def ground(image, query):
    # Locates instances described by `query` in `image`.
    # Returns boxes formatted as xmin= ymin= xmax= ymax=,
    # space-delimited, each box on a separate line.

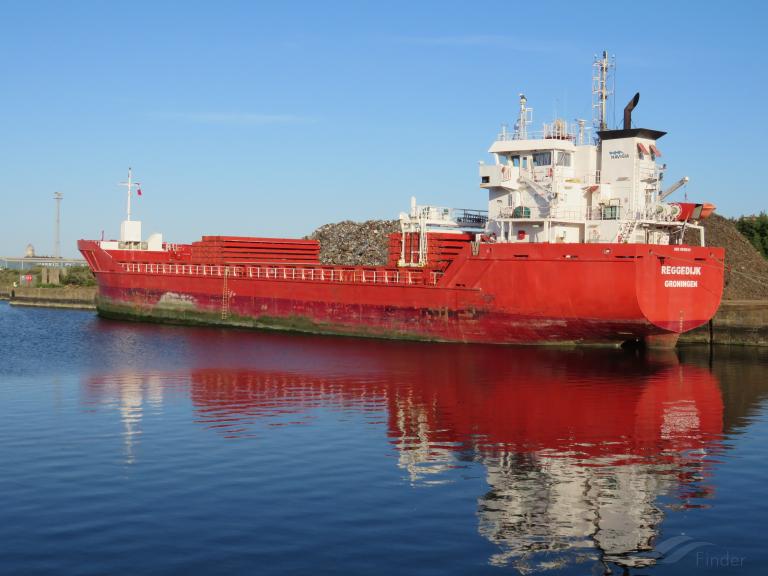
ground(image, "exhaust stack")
xmin=623 ymin=92 xmax=640 ymax=130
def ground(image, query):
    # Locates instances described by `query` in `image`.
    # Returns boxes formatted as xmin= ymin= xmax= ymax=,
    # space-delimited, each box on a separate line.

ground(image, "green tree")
xmin=735 ymin=212 xmax=768 ymax=259
xmin=62 ymin=266 xmax=96 ymax=286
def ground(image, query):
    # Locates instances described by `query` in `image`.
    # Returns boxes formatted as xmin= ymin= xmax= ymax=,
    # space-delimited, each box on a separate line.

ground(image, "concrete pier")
xmin=7 ymin=286 xmax=96 ymax=310
xmin=679 ymin=300 xmax=768 ymax=346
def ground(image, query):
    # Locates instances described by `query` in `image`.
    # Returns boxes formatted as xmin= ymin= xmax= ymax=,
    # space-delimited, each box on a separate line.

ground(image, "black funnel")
xmin=623 ymin=92 xmax=640 ymax=130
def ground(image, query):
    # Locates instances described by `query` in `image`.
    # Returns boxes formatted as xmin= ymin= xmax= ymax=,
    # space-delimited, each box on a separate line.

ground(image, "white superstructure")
xmin=399 ymin=52 xmax=712 ymax=265
xmin=479 ymin=89 xmax=698 ymax=246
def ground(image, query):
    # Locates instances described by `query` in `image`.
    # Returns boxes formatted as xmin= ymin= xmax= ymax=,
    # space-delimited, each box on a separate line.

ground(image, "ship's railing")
xmin=497 ymin=204 xmax=668 ymax=222
xmin=495 ymin=121 xmax=584 ymax=143
xmin=495 ymin=203 xmax=691 ymax=226
xmin=414 ymin=205 xmax=488 ymax=228
xmin=454 ymin=208 xmax=488 ymax=228
xmin=498 ymin=206 xmax=588 ymax=221
xmin=118 ymin=262 xmax=444 ymax=286
xmin=414 ymin=205 xmax=452 ymax=221
xmin=496 ymin=130 xmax=575 ymax=142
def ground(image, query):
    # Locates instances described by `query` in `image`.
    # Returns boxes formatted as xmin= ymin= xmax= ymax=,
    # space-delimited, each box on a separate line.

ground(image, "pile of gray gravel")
xmin=688 ymin=214 xmax=768 ymax=300
xmin=309 ymin=215 xmax=768 ymax=300
xmin=306 ymin=220 xmax=400 ymax=266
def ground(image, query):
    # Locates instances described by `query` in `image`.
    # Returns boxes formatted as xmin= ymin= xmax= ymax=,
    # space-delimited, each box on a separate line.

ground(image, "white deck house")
xmin=399 ymin=54 xmax=706 ymax=265
xmin=478 ymin=92 xmax=686 ymax=245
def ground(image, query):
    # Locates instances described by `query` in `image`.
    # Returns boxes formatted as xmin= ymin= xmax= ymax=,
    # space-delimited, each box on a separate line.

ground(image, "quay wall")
xmin=6 ymin=286 xmax=96 ymax=310
xmin=679 ymin=300 xmax=768 ymax=346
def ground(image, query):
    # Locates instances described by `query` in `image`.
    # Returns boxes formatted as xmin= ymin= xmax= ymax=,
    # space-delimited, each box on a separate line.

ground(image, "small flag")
xmin=137 ymin=187 xmax=142 ymax=196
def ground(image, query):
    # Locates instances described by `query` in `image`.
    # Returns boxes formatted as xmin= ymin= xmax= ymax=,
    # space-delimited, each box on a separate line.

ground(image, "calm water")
xmin=1 ymin=302 xmax=767 ymax=575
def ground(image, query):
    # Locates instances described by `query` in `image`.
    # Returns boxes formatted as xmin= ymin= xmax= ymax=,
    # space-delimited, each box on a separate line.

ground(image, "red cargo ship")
xmin=78 ymin=53 xmax=724 ymax=348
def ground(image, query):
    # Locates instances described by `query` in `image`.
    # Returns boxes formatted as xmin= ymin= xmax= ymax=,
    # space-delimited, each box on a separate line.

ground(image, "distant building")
xmin=24 ymin=244 xmax=35 ymax=258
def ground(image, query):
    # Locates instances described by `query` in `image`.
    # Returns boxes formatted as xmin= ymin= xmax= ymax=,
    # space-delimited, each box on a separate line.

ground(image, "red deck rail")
xmin=117 ymin=262 xmax=444 ymax=286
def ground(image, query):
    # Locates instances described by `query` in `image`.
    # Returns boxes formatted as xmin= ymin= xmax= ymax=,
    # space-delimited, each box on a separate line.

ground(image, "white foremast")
xmin=100 ymin=168 xmax=164 ymax=252
xmin=119 ymin=167 xmax=143 ymax=244
xmin=121 ymin=167 xmax=140 ymax=223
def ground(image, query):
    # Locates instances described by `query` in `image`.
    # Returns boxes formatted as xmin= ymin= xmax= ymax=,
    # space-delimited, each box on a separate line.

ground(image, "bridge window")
xmin=556 ymin=151 xmax=571 ymax=167
xmin=511 ymin=155 xmax=520 ymax=167
xmin=533 ymin=151 xmax=551 ymax=166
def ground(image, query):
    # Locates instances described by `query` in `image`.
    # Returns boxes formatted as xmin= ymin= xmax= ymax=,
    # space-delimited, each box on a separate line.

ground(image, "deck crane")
xmin=659 ymin=176 xmax=689 ymax=201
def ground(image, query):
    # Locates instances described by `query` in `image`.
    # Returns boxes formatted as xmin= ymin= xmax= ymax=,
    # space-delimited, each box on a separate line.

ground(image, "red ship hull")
xmin=78 ymin=236 xmax=724 ymax=348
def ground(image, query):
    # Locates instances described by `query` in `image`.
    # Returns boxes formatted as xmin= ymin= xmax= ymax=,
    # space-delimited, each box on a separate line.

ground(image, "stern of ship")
xmin=634 ymin=244 xmax=725 ymax=348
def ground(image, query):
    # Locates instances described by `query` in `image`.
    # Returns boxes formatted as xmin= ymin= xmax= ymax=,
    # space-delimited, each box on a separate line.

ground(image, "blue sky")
xmin=1 ymin=0 xmax=766 ymax=257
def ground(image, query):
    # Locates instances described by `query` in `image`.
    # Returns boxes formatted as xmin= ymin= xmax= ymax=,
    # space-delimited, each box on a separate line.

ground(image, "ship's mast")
xmin=514 ymin=94 xmax=532 ymax=139
xmin=592 ymin=51 xmax=614 ymax=132
xmin=120 ymin=167 xmax=141 ymax=221
xmin=576 ymin=119 xmax=587 ymax=145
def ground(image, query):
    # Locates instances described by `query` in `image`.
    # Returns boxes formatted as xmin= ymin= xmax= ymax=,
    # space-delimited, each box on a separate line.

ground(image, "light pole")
xmin=54 ymin=192 xmax=63 ymax=259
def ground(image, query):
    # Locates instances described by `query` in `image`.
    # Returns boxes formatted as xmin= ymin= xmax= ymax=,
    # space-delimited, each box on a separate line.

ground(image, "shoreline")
xmin=9 ymin=300 xmax=96 ymax=310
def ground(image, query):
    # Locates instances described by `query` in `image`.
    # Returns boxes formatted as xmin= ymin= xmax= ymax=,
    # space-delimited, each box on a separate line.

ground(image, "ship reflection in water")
xmin=84 ymin=333 xmax=725 ymax=573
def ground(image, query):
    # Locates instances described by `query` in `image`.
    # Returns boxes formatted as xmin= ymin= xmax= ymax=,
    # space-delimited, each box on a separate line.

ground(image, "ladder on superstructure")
xmin=518 ymin=173 xmax=553 ymax=202
xmin=399 ymin=210 xmax=429 ymax=267
xmin=616 ymin=219 xmax=639 ymax=243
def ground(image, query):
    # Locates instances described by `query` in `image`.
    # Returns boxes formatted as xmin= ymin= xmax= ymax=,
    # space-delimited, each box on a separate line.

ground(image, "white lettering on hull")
xmin=661 ymin=265 xmax=702 ymax=276
xmin=664 ymin=280 xmax=698 ymax=288
xmin=660 ymin=264 xmax=702 ymax=288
